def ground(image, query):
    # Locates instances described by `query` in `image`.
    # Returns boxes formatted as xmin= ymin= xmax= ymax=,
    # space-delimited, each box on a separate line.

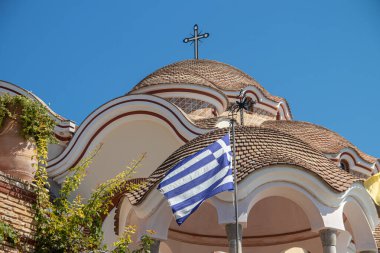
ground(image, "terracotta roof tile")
xmin=131 ymin=59 xmax=284 ymax=103
xmin=262 ymin=120 xmax=377 ymax=164
xmin=192 ymin=117 xmax=222 ymax=129
xmin=128 ymin=127 xmax=360 ymax=205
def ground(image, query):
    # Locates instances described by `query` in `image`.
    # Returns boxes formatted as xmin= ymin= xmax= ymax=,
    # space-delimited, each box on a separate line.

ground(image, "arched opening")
xmin=340 ymin=159 xmax=350 ymax=172
xmin=164 ymin=202 xmax=229 ymax=253
xmin=343 ymin=200 xmax=377 ymax=251
xmin=243 ymin=196 xmax=321 ymax=253
xmin=342 ymin=213 xmax=355 ymax=251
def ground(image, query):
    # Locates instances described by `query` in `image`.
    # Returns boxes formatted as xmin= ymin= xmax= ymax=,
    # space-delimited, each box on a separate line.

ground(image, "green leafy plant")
xmin=0 ymin=93 xmax=57 ymax=249
xmin=34 ymin=149 xmax=154 ymax=253
xmin=112 ymin=226 xmax=156 ymax=253
xmin=0 ymin=93 xmax=57 ymax=149
xmin=0 ymin=219 xmax=19 ymax=247
xmin=0 ymin=94 xmax=154 ymax=252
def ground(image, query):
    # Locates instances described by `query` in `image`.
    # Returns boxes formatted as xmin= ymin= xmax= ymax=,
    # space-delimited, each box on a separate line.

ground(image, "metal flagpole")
xmin=229 ymin=88 xmax=253 ymax=253
xmin=230 ymin=118 xmax=240 ymax=253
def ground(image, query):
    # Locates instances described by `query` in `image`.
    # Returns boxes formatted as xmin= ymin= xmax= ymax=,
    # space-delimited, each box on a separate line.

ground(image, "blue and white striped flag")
xmin=158 ymin=133 xmax=234 ymax=225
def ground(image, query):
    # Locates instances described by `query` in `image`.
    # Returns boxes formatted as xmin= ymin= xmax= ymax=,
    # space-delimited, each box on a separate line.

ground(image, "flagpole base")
xmin=225 ymin=223 xmax=242 ymax=253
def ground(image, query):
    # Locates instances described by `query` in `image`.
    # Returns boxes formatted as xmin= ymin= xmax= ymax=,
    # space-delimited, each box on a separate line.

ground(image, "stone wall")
xmin=0 ymin=172 xmax=35 ymax=252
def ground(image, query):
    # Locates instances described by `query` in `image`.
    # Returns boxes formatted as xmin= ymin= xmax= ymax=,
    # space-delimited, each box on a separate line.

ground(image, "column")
xmin=319 ymin=228 xmax=337 ymax=253
xmin=225 ymin=223 xmax=242 ymax=253
xmin=150 ymin=239 xmax=160 ymax=253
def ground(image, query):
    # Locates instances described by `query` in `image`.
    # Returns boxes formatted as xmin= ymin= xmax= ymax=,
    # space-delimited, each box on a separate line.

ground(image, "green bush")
xmin=0 ymin=94 xmax=154 ymax=252
xmin=0 ymin=220 xmax=19 ymax=247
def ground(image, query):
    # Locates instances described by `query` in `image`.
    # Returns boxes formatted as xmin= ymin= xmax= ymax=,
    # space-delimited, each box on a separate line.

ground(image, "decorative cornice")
xmin=0 ymin=80 xmax=76 ymax=140
xmin=224 ymin=87 xmax=292 ymax=120
xmin=327 ymin=147 xmax=378 ymax=175
xmin=129 ymin=83 xmax=229 ymax=114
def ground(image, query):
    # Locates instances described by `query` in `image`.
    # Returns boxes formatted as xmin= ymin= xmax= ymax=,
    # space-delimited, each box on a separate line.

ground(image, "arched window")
xmin=276 ymin=111 xmax=281 ymax=120
xmin=340 ymin=159 xmax=350 ymax=172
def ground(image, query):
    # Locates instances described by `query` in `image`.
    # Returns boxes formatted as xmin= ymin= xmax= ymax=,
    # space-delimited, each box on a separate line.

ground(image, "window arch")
xmin=340 ymin=159 xmax=350 ymax=172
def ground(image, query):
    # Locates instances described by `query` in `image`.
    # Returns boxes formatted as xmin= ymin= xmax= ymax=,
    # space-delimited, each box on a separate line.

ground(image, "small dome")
xmin=262 ymin=120 xmax=377 ymax=164
xmin=132 ymin=59 xmax=280 ymax=101
xmin=125 ymin=127 xmax=358 ymax=205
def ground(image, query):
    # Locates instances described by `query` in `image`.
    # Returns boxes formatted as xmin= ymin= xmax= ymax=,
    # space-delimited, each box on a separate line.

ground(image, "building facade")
xmin=0 ymin=59 xmax=379 ymax=253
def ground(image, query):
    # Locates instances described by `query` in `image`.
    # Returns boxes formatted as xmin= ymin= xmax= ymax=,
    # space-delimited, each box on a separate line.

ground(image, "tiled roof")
xmin=131 ymin=59 xmax=284 ymax=103
xmin=126 ymin=127 xmax=359 ymax=205
xmin=262 ymin=120 xmax=377 ymax=164
xmin=121 ymin=178 xmax=148 ymax=205
xmin=192 ymin=116 xmax=228 ymax=129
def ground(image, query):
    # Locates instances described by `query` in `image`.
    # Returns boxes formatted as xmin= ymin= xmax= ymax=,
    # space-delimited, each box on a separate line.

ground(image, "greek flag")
xmin=158 ymin=134 xmax=234 ymax=225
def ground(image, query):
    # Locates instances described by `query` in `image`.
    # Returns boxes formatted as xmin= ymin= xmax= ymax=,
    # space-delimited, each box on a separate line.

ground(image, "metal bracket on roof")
xmin=229 ymin=88 xmax=255 ymax=126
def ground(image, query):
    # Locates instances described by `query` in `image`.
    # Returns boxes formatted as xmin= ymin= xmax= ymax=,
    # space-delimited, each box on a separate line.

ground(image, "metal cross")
xmin=183 ymin=24 xmax=209 ymax=59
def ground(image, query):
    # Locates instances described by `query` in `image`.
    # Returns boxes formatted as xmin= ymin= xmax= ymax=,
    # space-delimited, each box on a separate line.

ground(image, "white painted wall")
xmin=102 ymin=207 xmax=118 ymax=249
xmin=75 ymin=119 xmax=184 ymax=200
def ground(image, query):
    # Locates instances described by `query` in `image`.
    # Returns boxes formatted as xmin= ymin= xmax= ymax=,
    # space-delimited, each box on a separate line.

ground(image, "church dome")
xmin=132 ymin=59 xmax=259 ymax=91
xmin=131 ymin=59 xmax=282 ymax=102
xmin=128 ymin=59 xmax=291 ymax=123
xmin=124 ymin=127 xmax=358 ymax=205
xmin=262 ymin=120 xmax=377 ymax=164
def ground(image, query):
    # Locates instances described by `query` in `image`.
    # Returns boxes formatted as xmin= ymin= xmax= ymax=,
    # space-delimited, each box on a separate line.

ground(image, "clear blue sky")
xmin=0 ymin=0 xmax=379 ymax=158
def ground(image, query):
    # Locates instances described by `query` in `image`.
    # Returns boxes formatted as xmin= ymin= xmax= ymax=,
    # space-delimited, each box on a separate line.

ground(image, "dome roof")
xmin=131 ymin=59 xmax=282 ymax=102
xmin=262 ymin=120 xmax=377 ymax=164
xmin=124 ymin=127 xmax=359 ymax=205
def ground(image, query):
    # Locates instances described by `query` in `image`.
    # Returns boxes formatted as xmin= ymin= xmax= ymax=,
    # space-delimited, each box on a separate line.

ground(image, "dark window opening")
xmin=340 ymin=160 xmax=350 ymax=172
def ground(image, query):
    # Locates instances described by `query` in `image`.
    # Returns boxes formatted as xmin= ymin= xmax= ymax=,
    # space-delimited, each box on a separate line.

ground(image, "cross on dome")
xmin=183 ymin=24 xmax=209 ymax=59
